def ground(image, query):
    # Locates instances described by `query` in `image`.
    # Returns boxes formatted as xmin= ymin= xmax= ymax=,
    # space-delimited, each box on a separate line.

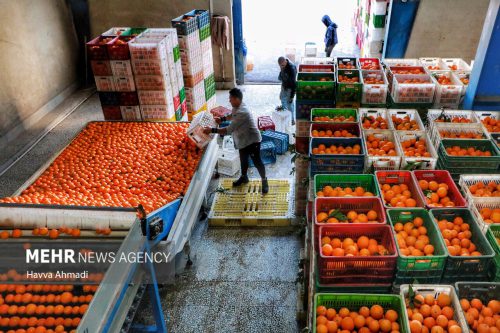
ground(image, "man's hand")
xmin=214 ymin=117 xmax=222 ymax=124
xmin=203 ymin=126 xmax=213 ymax=134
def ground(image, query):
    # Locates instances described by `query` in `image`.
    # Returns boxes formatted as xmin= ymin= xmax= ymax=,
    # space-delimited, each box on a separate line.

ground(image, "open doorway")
xmin=242 ymin=0 xmax=360 ymax=83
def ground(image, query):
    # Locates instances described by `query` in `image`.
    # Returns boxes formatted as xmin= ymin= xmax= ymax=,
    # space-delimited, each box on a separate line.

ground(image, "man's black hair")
xmin=229 ymin=88 xmax=243 ymax=100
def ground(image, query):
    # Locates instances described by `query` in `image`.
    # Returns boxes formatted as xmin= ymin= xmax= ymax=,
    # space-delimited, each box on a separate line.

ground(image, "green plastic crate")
xmin=310 ymin=108 xmax=358 ymax=123
xmin=173 ymin=45 xmax=180 ymax=62
xmin=313 ymin=174 xmax=380 ymax=197
xmin=430 ymin=208 xmax=495 ymax=283
xmin=297 ymin=81 xmax=335 ymax=101
xmin=313 ymin=293 xmax=409 ymax=333
xmin=373 ymin=14 xmax=386 ymax=28
xmin=199 ymin=24 xmax=211 ymax=41
xmin=387 ymin=209 xmax=447 ymax=285
xmin=438 ymin=139 xmax=500 ymax=169
xmin=336 ymin=70 xmax=362 ymax=107
xmin=486 ymin=225 xmax=500 ymax=281
xmin=121 ymin=27 xmax=147 ymax=36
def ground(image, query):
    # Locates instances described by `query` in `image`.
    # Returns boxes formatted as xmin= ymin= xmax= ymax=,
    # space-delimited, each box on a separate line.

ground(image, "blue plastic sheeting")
xmin=383 ymin=0 xmax=421 ymax=58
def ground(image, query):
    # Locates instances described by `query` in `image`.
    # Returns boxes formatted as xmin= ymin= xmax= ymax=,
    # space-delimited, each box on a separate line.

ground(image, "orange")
xmin=410 ymin=320 xmax=422 ymax=333
xmin=380 ymin=319 xmax=392 ymax=332
xmin=367 ymin=210 xmax=378 ymax=221
xmin=437 ymin=293 xmax=451 ymax=307
xmin=341 ymin=317 xmax=355 ymax=331
xmin=354 ymin=315 xmax=366 ymax=329
xmin=357 ymin=236 xmax=370 ymax=249
xmin=371 ymin=305 xmax=384 ymax=319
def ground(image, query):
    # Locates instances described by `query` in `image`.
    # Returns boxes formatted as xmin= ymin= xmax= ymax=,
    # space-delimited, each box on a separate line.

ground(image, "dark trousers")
xmin=239 ymin=142 xmax=266 ymax=179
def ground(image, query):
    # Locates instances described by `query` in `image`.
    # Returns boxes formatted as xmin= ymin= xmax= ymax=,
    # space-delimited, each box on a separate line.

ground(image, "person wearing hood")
xmin=322 ymin=15 xmax=338 ymax=57
xmin=203 ymin=88 xmax=269 ymax=194
xmin=278 ymin=56 xmax=297 ymax=125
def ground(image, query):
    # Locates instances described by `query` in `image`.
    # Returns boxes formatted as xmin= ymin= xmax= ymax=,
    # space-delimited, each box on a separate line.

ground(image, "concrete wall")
xmin=0 ymin=0 xmax=79 ymax=139
xmin=88 ymin=0 xmax=236 ymax=88
xmin=405 ymin=0 xmax=489 ymax=62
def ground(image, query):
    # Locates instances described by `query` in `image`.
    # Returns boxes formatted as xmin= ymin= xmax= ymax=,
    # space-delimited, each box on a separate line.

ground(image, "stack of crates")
xmin=199 ymin=12 xmax=217 ymax=112
xmin=173 ymin=10 xmax=209 ymax=120
xmin=336 ymin=57 xmax=362 ymax=108
xmin=87 ymin=27 xmax=143 ymax=121
xmin=359 ymin=58 xmax=388 ymax=106
xmin=129 ymin=28 xmax=186 ymax=121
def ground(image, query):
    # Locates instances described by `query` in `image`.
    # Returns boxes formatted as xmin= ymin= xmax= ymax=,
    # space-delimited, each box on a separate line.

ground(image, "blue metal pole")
xmin=383 ymin=0 xmax=421 ymax=59
xmin=232 ymin=0 xmax=245 ymax=84
xmin=463 ymin=0 xmax=500 ymax=110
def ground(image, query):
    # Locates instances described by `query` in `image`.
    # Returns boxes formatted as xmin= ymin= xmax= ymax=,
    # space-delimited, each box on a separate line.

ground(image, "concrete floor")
xmin=0 ymin=86 xmax=301 ymax=333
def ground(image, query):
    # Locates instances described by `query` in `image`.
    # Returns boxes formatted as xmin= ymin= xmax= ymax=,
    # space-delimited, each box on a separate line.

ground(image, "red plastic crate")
xmin=298 ymin=64 xmax=335 ymax=73
xmin=90 ymin=60 xmax=112 ymax=76
xmin=107 ymin=36 xmax=135 ymax=60
xmin=413 ymin=170 xmax=468 ymax=208
xmin=258 ymin=116 xmax=275 ymax=131
xmin=310 ymin=122 xmax=361 ymax=138
xmin=87 ymin=36 xmax=114 ymax=60
xmin=102 ymin=106 xmax=122 ymax=120
xmin=317 ymin=224 xmax=397 ymax=284
xmin=314 ymin=197 xmax=387 ymax=233
xmin=118 ymin=92 xmax=139 ymax=106
xmin=295 ymin=137 xmax=310 ymax=154
xmin=359 ymin=58 xmax=381 ymax=70
xmin=375 ymin=170 xmax=425 ymax=209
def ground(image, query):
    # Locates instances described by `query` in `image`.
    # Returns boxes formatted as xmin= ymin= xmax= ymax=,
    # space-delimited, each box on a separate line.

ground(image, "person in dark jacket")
xmin=322 ymin=15 xmax=338 ymax=57
xmin=278 ymin=56 xmax=297 ymax=125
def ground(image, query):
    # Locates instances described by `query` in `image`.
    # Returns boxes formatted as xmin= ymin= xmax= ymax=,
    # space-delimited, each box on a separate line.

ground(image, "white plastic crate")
xmin=304 ymin=42 xmax=317 ymax=57
xmin=138 ymin=89 xmax=173 ymax=105
xmin=382 ymin=58 xmax=419 ymax=67
xmin=140 ymin=104 xmax=176 ymax=122
xmin=132 ymin=59 xmax=168 ymax=75
xmin=217 ymin=152 xmax=240 ymax=176
xmin=201 ymin=38 xmax=212 ymax=54
xmin=206 ymin=95 xmax=217 ymax=112
xmin=460 ymin=174 xmax=500 ymax=205
xmin=300 ymin=57 xmax=334 ymax=65
xmin=370 ymin=0 xmax=388 ymax=15
xmin=419 ymin=57 xmax=444 ymax=71
xmin=469 ymin=199 xmax=500 ymax=233
xmin=452 ymin=71 xmax=470 ymax=96
xmin=363 ymin=129 xmax=403 ymax=171
xmin=113 ymin=76 xmax=136 ymax=92
xmin=185 ymin=81 xmax=206 ymax=111
xmin=202 ymin=51 xmax=214 ymax=77
xmin=427 ymin=109 xmax=479 ymax=126
xmin=387 ymin=109 xmax=424 ymax=131
xmin=284 ymin=44 xmax=297 ymax=63
xmin=391 ymin=74 xmax=436 ymax=104
xmin=187 ymin=111 xmax=217 ymax=148
xmin=141 ymin=28 xmax=177 ymax=40
xmin=222 ymin=135 xmax=237 ymax=156
xmin=475 ymin=111 xmax=500 ymax=134
xmin=94 ymin=76 xmax=115 ymax=91
xmin=272 ymin=109 xmax=292 ymax=133
xmin=120 ymin=106 xmax=142 ymax=121
xmin=129 ymin=36 xmax=168 ymax=61
xmin=135 ymin=74 xmax=171 ymax=90
xmin=430 ymin=71 xmax=463 ymax=108
xmin=395 ymin=130 xmax=438 ymax=170
xmin=441 ymin=58 xmax=471 ymax=71
xmin=361 ymin=70 xmax=388 ymax=104
xmin=110 ymin=60 xmax=133 ymax=76
xmin=358 ymin=108 xmax=392 ymax=130
xmin=430 ymin=122 xmax=487 ymax=150
xmin=368 ymin=26 xmax=385 ymax=41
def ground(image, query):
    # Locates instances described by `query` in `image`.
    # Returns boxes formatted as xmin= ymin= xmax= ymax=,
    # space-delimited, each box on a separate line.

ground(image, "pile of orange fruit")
xmin=0 ymin=284 xmax=96 ymax=333
xmin=360 ymin=62 xmax=379 ymax=70
xmin=380 ymin=183 xmax=418 ymax=208
xmin=400 ymin=138 xmax=432 ymax=158
xmin=468 ymin=181 xmax=500 ymax=197
xmin=316 ymin=304 xmax=400 ymax=333
xmin=338 ymin=63 xmax=357 ymax=69
xmin=481 ymin=117 xmax=500 ymax=133
xmin=418 ymin=180 xmax=456 ymax=208
xmin=321 ymin=235 xmax=391 ymax=257
xmin=394 ymin=216 xmax=435 ymax=256
xmin=338 ymin=75 xmax=360 ymax=83
xmin=391 ymin=115 xmax=421 ymax=131
xmin=363 ymin=77 xmax=385 ymax=84
xmin=316 ymin=186 xmax=375 ymax=197
xmin=406 ymin=292 xmax=462 ymax=333
xmin=392 ymin=68 xmax=425 ymax=74
xmin=0 ymin=123 xmax=202 ymax=213
xmin=438 ymin=130 xmax=484 ymax=139
xmin=459 ymin=297 xmax=500 ymax=333
xmin=311 ymin=129 xmax=357 ymax=138
xmin=479 ymin=207 xmax=500 ymax=225
xmin=401 ymin=79 xmax=429 ymax=84
xmin=436 ymin=216 xmax=482 ymax=256
xmin=445 ymin=146 xmax=492 ymax=157
xmin=312 ymin=115 xmax=357 ymax=122
xmin=316 ymin=209 xmax=380 ymax=224
xmin=311 ymin=143 xmax=362 ymax=155
xmin=435 ymin=116 xmax=472 ymax=124
xmin=365 ymin=134 xmax=398 ymax=156
xmin=434 ymin=75 xmax=453 ymax=85
xmin=361 ymin=115 xmax=390 ymax=130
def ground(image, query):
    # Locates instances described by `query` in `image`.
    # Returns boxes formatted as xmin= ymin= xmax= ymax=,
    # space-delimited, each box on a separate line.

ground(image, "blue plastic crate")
xmin=309 ymin=137 xmax=365 ymax=176
xmin=192 ymin=9 xmax=210 ymax=28
xmin=249 ymin=141 xmax=277 ymax=167
xmin=261 ymin=131 xmax=289 ymax=155
xmin=171 ymin=13 xmax=198 ymax=36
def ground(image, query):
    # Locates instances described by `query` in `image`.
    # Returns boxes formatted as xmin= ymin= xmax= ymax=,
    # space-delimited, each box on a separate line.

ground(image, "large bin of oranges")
xmin=375 ymin=171 xmax=425 ymax=209
xmin=313 ymin=293 xmax=409 ymax=333
xmin=400 ymin=284 xmax=468 ymax=333
xmin=318 ymin=224 xmax=397 ymax=284
xmin=309 ymin=138 xmax=366 ymax=176
xmin=387 ymin=209 xmax=447 ymax=285
xmin=414 ymin=170 xmax=467 ymax=208
xmin=455 ymin=282 xmax=500 ymax=333
xmin=430 ymin=208 xmax=495 ymax=283
xmin=314 ymin=174 xmax=380 ymax=198
xmin=336 ymin=70 xmax=362 ymax=107
xmin=485 ymin=225 xmax=500 ymax=281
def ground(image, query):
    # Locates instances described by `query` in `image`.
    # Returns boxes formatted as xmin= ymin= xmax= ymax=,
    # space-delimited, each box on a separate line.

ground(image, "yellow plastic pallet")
xmin=208 ymin=179 xmax=292 ymax=227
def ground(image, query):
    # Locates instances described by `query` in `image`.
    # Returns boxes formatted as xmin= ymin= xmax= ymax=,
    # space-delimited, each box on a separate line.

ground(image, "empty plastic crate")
xmin=113 ymin=76 xmax=135 ymax=92
xmin=111 ymin=60 xmax=133 ymax=76
xmin=304 ymin=42 xmax=317 ymax=57
xmin=257 ymin=116 xmax=275 ymax=131
xmin=387 ymin=209 xmax=447 ymax=285
xmin=248 ymin=141 xmax=277 ymax=167
xmin=120 ymin=106 xmax=142 ymax=121
xmin=375 ymin=171 xmax=425 ymax=208
xmin=261 ymin=131 xmax=289 ymax=155
xmin=309 ymin=138 xmax=365 ymax=176
xmin=430 ymin=208 xmax=494 ymax=283
xmin=94 ymin=76 xmax=115 ymax=91
xmin=361 ymin=70 xmax=388 ymax=105
xmin=313 ymin=174 xmax=380 ymax=198
xmin=187 ymin=111 xmax=217 ymax=148
xmin=413 ymin=170 xmax=467 ymax=208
